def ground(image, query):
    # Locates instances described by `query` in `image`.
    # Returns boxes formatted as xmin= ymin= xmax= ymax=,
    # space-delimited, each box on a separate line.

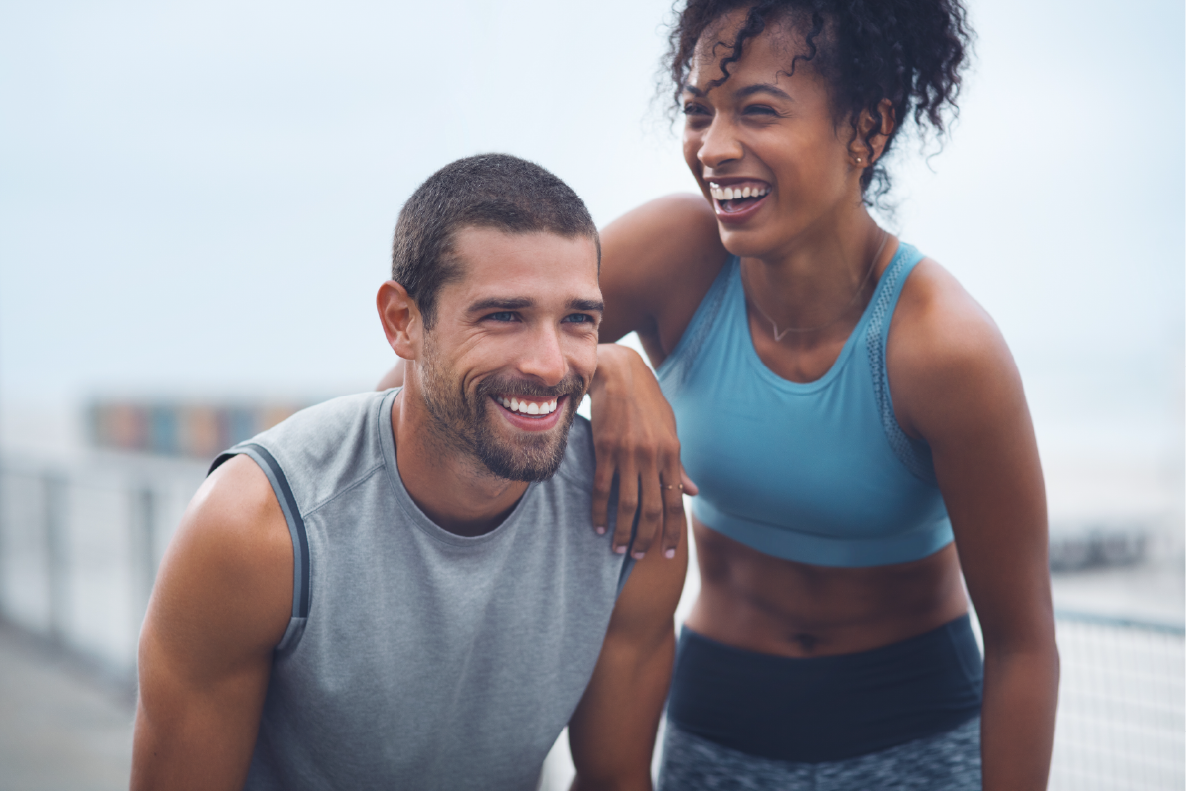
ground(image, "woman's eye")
xmin=743 ymin=104 xmax=778 ymax=116
xmin=683 ymin=102 xmax=709 ymax=117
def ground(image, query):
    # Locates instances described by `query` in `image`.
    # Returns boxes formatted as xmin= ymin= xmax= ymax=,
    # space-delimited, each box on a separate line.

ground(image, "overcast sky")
xmin=1 ymin=0 xmax=1182 ymax=461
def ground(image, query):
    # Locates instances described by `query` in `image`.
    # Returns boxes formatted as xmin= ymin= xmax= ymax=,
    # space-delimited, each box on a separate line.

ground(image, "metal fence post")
xmin=132 ymin=483 xmax=156 ymax=628
xmin=0 ymin=461 xmax=5 ymax=618
xmin=43 ymin=471 xmax=68 ymax=643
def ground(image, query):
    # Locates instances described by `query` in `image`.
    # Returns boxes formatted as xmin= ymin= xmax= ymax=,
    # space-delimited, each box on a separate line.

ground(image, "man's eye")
xmin=486 ymin=312 xmax=517 ymax=322
xmin=562 ymin=313 xmax=594 ymax=324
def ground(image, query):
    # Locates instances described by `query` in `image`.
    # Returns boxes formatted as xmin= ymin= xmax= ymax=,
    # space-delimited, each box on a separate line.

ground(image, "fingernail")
xmin=632 ymin=551 xmax=646 ymax=560
xmin=614 ymin=545 xmax=627 ymax=554
xmin=665 ymin=548 xmax=676 ymax=559
xmin=595 ymin=526 xmax=606 ymax=535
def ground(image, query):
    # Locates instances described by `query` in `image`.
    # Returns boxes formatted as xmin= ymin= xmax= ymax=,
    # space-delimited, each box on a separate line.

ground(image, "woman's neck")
xmin=740 ymin=207 xmax=889 ymax=344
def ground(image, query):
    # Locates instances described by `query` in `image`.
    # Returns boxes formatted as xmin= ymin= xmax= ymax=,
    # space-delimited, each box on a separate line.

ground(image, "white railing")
xmin=0 ymin=455 xmax=203 ymax=677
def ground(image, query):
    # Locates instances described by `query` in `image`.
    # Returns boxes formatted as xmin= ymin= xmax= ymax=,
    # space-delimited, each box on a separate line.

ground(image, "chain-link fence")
xmin=1049 ymin=611 xmax=1185 ymax=790
xmin=1 ymin=458 xmax=1182 ymax=789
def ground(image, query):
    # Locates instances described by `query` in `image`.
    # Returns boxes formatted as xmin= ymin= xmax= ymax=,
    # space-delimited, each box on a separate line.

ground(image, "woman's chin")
xmin=717 ymin=225 xmax=777 ymax=260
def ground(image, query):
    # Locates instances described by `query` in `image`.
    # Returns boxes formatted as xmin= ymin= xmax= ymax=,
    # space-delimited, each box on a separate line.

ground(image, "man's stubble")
xmin=417 ymin=334 xmax=585 ymax=482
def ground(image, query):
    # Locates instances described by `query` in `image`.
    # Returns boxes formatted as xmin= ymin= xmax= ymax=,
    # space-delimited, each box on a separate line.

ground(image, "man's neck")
xmin=390 ymin=387 xmax=529 ymax=538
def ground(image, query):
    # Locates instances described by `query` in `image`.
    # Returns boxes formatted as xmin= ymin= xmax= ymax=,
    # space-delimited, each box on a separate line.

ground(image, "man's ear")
xmin=377 ymin=280 xmax=422 ymax=360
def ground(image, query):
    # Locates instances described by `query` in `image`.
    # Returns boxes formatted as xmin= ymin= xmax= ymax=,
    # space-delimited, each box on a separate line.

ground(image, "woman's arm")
xmin=890 ymin=261 xmax=1058 ymax=790
xmin=377 ymin=360 xmax=404 ymax=390
xmin=590 ymin=195 xmax=727 ymax=558
xmin=568 ymin=512 xmax=689 ymax=789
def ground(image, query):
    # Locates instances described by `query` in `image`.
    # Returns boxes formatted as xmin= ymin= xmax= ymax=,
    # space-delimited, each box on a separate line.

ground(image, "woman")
xmin=587 ymin=1 xmax=1059 ymax=789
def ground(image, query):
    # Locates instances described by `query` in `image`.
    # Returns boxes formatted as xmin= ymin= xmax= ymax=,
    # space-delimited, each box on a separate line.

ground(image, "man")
xmin=131 ymin=154 xmax=687 ymax=789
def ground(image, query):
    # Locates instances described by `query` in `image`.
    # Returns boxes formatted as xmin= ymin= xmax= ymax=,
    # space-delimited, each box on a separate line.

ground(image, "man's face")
xmin=417 ymin=226 xmax=602 ymax=481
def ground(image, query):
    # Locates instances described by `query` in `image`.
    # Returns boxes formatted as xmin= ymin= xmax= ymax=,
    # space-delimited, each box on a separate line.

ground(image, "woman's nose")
xmin=697 ymin=117 xmax=743 ymax=170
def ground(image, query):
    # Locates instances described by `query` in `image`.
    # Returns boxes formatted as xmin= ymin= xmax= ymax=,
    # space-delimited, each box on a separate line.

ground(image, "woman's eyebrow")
xmin=682 ymin=82 xmax=794 ymax=101
xmin=735 ymin=83 xmax=793 ymax=101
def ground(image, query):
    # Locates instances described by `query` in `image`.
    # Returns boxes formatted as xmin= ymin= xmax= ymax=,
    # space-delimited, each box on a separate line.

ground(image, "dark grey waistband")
xmin=666 ymin=614 xmax=984 ymax=763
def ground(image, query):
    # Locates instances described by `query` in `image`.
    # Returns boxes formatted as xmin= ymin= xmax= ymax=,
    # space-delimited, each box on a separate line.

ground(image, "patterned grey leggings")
xmin=658 ymin=717 xmax=982 ymax=791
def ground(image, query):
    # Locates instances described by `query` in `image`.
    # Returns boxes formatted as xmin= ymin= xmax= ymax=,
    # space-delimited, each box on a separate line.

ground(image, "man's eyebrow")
xmin=570 ymin=299 xmax=605 ymax=313
xmin=467 ymin=297 xmax=533 ymax=313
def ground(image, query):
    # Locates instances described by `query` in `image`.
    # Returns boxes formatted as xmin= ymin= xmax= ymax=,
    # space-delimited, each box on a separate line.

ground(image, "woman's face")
xmin=682 ymin=14 xmax=863 ymax=258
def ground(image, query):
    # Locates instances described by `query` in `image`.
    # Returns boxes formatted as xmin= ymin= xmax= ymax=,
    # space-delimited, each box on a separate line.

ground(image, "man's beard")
xmin=418 ymin=342 xmax=586 ymax=482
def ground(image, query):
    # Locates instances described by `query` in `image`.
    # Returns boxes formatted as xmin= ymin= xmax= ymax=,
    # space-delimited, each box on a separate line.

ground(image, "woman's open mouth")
xmin=709 ymin=182 xmax=770 ymax=223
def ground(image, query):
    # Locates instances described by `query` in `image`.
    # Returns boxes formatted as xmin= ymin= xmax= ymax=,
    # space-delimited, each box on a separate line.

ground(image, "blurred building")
xmin=87 ymin=400 xmax=308 ymax=460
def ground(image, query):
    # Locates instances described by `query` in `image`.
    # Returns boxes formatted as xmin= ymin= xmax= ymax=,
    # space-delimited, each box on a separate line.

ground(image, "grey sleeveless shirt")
xmin=210 ymin=388 xmax=633 ymax=790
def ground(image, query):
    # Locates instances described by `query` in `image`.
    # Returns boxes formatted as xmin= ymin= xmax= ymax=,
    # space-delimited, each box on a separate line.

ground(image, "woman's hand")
xmin=588 ymin=343 xmax=697 ymax=560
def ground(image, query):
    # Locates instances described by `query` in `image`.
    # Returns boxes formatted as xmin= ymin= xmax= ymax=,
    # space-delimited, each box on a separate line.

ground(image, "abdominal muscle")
xmin=684 ymin=516 xmax=970 ymax=658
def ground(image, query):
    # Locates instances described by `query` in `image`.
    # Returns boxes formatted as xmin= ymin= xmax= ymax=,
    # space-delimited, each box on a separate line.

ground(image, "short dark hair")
xmin=391 ymin=153 xmax=600 ymax=329
xmin=665 ymin=0 xmax=972 ymax=207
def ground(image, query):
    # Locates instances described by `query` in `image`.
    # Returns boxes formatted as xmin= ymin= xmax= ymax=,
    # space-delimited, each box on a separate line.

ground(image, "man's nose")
xmin=697 ymin=116 xmax=743 ymax=170
xmin=517 ymin=325 xmax=566 ymax=386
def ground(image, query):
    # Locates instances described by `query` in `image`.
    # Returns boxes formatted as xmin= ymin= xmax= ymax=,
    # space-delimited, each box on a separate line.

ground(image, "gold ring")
xmin=662 ymin=483 xmax=683 ymax=491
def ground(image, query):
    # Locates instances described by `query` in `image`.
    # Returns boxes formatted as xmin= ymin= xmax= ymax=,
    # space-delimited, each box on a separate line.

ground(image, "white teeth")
xmin=710 ymin=184 xmax=769 ymax=201
xmin=499 ymin=396 xmax=559 ymax=416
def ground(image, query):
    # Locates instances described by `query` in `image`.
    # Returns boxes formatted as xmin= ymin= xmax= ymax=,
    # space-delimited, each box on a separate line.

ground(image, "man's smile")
xmin=490 ymin=394 xmax=568 ymax=430
xmin=496 ymin=395 xmax=559 ymax=415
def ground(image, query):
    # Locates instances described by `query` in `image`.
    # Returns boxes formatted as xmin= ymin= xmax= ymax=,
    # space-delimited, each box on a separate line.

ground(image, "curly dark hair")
xmin=665 ymin=0 xmax=972 ymax=204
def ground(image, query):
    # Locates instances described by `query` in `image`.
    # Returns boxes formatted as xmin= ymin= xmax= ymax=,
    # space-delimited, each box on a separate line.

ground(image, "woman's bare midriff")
xmin=684 ymin=516 xmax=970 ymax=658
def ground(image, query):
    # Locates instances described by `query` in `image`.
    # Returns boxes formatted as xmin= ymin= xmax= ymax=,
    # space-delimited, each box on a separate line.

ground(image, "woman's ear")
xmin=851 ymin=99 xmax=896 ymax=167
xmin=377 ymin=280 xmax=421 ymax=361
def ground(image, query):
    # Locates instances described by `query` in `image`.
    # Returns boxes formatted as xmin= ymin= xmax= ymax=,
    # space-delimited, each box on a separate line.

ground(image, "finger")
xmin=661 ymin=463 xmax=687 ymax=560
xmin=630 ymin=472 xmax=663 ymax=561
xmin=611 ymin=465 xmax=639 ymax=555
xmin=590 ymin=453 xmax=617 ymax=536
xmin=680 ymin=466 xmax=699 ymax=496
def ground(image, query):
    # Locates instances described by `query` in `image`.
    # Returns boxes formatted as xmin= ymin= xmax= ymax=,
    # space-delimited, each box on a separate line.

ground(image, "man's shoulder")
xmin=553 ymin=414 xmax=595 ymax=487
xmin=229 ymin=390 xmax=393 ymax=514
xmin=543 ymin=415 xmax=628 ymax=552
xmin=262 ymin=390 xmax=389 ymax=444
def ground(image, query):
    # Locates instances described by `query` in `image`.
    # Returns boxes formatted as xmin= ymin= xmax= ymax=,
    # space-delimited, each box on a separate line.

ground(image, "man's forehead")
xmin=451 ymin=225 xmax=597 ymax=257
xmin=445 ymin=226 xmax=600 ymax=300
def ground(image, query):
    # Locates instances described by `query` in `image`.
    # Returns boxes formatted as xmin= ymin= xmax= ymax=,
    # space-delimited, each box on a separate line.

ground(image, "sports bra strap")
xmin=659 ymin=256 xmax=736 ymax=397
xmin=864 ymin=245 xmax=937 ymax=483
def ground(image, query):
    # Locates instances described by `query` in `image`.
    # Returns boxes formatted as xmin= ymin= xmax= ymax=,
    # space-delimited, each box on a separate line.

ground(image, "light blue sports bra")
xmin=656 ymin=243 xmax=952 ymax=568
